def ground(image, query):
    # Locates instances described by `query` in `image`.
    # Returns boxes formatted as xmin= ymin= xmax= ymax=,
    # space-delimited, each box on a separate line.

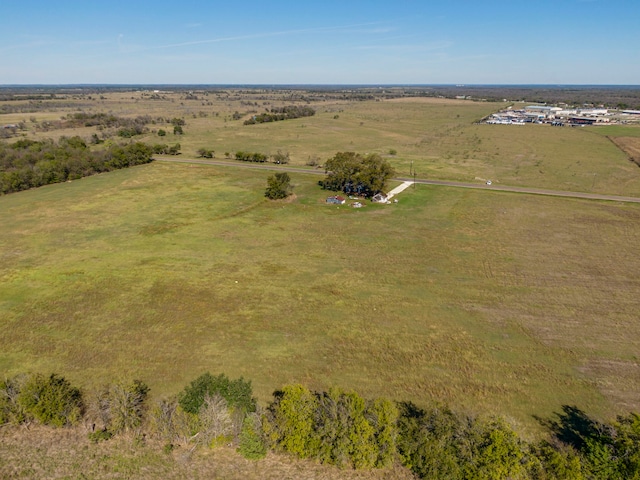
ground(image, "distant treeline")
xmin=0 ymin=100 xmax=94 ymax=115
xmin=65 ymin=112 xmax=148 ymax=128
xmin=31 ymin=113 xmax=153 ymax=138
xmin=243 ymin=105 xmax=315 ymax=125
xmin=2 ymin=371 xmax=639 ymax=479
xmin=419 ymin=85 xmax=640 ymax=109
xmin=0 ymin=137 xmax=154 ymax=195
xmin=0 ymin=112 xmax=183 ymax=141
xmin=2 ymin=85 xmax=640 ymax=110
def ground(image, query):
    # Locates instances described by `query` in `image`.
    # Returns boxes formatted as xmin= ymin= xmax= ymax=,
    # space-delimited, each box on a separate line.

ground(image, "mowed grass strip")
xmin=2 ymin=161 xmax=640 ymax=437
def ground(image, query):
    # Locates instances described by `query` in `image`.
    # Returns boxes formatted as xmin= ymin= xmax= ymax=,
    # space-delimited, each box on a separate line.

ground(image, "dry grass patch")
xmin=0 ymin=425 xmax=413 ymax=480
xmin=609 ymin=136 xmax=640 ymax=167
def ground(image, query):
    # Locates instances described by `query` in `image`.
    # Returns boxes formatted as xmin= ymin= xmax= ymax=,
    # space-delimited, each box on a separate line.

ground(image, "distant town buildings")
xmin=485 ymin=104 xmax=639 ymax=126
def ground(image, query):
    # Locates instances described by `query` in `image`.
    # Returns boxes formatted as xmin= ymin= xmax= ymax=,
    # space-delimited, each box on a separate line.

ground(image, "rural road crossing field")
xmin=157 ymin=156 xmax=640 ymax=204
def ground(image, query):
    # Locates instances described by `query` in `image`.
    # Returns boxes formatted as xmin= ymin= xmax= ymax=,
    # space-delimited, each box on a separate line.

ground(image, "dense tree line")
xmin=0 ymin=137 xmax=155 ymax=195
xmin=0 ymin=112 xmax=182 ymax=140
xmin=65 ymin=112 xmax=153 ymax=129
xmin=15 ymin=113 xmax=155 ymax=138
xmin=243 ymin=105 xmax=315 ymax=125
xmin=235 ymin=150 xmax=269 ymax=162
xmin=319 ymin=151 xmax=395 ymax=198
xmin=2 ymin=370 xmax=639 ymax=478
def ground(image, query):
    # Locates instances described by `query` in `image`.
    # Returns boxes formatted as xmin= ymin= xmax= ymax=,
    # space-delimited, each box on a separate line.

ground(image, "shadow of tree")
xmin=535 ymin=405 xmax=606 ymax=450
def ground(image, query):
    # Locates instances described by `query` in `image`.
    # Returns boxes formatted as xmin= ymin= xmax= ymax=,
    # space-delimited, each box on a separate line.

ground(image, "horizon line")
xmin=2 ymin=83 xmax=640 ymax=88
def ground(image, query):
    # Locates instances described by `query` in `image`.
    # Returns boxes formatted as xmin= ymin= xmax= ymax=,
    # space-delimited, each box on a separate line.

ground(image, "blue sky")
xmin=1 ymin=0 xmax=638 ymax=85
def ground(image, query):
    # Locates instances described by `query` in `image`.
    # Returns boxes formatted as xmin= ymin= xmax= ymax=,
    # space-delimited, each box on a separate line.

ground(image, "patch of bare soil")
xmin=608 ymin=136 xmax=640 ymax=167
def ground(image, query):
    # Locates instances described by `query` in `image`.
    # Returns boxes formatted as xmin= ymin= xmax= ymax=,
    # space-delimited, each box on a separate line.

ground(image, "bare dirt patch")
xmin=608 ymin=136 xmax=640 ymax=167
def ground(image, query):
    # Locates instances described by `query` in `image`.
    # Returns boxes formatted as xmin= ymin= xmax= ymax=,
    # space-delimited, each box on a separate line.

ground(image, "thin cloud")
xmin=0 ymin=40 xmax=51 ymax=54
xmin=344 ymin=26 xmax=396 ymax=34
xmin=145 ymin=22 xmax=384 ymax=51
xmin=354 ymin=40 xmax=453 ymax=52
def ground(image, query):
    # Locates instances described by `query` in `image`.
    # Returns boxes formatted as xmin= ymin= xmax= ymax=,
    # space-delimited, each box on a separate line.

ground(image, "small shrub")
xmin=94 ymin=379 xmax=150 ymax=434
xmin=196 ymin=148 xmax=214 ymax=158
xmin=163 ymin=443 xmax=174 ymax=454
xmin=178 ymin=373 xmax=256 ymax=416
xmin=306 ymin=155 xmax=320 ymax=167
xmin=17 ymin=373 xmax=83 ymax=427
xmin=88 ymin=428 xmax=113 ymax=443
xmin=271 ymin=150 xmax=289 ymax=164
xmin=149 ymin=398 xmax=196 ymax=445
xmin=238 ymin=413 xmax=267 ymax=459
xmin=0 ymin=375 xmax=27 ymax=424
xmin=198 ymin=394 xmax=234 ymax=447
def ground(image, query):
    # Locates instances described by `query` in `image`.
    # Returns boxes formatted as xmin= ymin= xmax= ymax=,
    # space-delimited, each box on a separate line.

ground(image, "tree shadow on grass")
xmin=535 ymin=405 xmax=608 ymax=450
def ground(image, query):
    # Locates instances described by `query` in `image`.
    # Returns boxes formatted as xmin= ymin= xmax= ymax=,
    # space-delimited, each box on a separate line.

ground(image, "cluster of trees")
xmin=196 ymin=147 xmax=214 ymax=158
xmin=16 ymin=113 xmax=155 ymax=138
xmin=65 ymin=113 xmax=153 ymax=130
xmin=168 ymin=118 xmax=185 ymax=135
xmin=234 ymin=150 xmax=291 ymax=165
xmin=243 ymin=105 xmax=315 ymax=125
xmin=2 ymin=371 xmax=639 ymax=479
xmin=266 ymin=389 xmax=640 ymax=479
xmin=319 ymin=151 xmax=395 ymax=198
xmin=263 ymin=385 xmax=398 ymax=469
xmin=0 ymin=372 xmax=259 ymax=455
xmin=235 ymin=151 xmax=269 ymax=163
xmin=151 ymin=143 xmax=181 ymax=155
xmin=0 ymin=137 xmax=155 ymax=195
xmin=51 ymin=113 xmax=188 ymax=138
xmin=0 ymin=373 xmax=640 ymax=480
xmin=0 ymin=124 xmax=24 ymax=139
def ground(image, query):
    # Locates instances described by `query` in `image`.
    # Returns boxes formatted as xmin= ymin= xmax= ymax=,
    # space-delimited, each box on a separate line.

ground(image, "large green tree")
xmin=319 ymin=152 xmax=394 ymax=198
xmin=265 ymin=172 xmax=292 ymax=199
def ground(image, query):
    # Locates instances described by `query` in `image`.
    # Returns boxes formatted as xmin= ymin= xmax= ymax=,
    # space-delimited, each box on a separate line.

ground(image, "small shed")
xmin=371 ymin=193 xmax=389 ymax=204
xmin=326 ymin=195 xmax=346 ymax=205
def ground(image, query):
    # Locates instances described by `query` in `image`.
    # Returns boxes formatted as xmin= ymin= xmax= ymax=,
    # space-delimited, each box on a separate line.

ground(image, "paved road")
xmin=156 ymin=156 xmax=640 ymax=204
xmin=396 ymin=177 xmax=640 ymax=204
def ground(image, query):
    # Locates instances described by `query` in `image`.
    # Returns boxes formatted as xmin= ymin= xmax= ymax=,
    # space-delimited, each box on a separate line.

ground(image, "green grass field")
xmin=2 ymin=157 xmax=639 ymax=438
xmin=147 ymin=96 xmax=640 ymax=196
xmin=15 ymin=92 xmax=640 ymax=196
xmin=3 ymin=92 xmax=640 ymax=442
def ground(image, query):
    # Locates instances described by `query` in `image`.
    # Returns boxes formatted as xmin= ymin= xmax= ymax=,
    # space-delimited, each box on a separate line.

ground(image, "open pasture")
xmin=7 ymin=89 xmax=639 ymax=196
xmin=1 ymin=160 xmax=639 ymax=436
